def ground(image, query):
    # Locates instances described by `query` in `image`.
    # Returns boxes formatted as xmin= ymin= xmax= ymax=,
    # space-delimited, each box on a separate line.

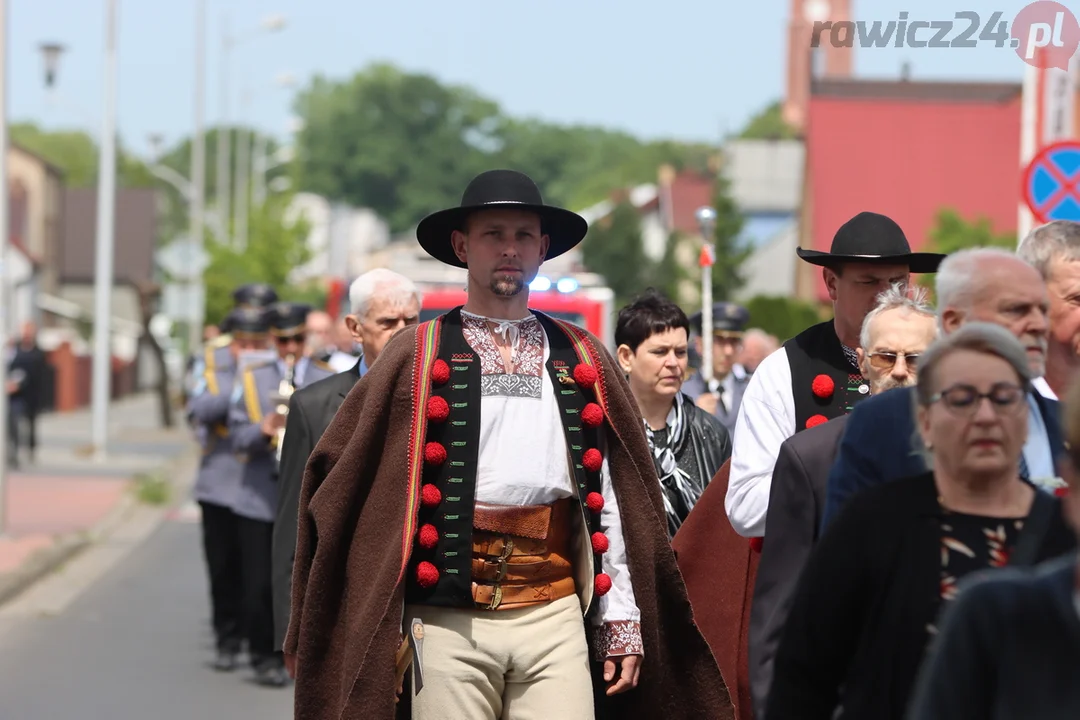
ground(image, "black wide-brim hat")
xmin=416 ymin=169 xmax=588 ymax=268
xmin=796 ymin=211 xmax=945 ymax=274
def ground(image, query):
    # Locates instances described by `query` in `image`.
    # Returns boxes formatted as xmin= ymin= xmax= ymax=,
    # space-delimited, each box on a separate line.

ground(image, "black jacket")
xmin=271 ymin=360 xmax=363 ymax=649
xmin=767 ymin=472 xmax=1077 ymax=720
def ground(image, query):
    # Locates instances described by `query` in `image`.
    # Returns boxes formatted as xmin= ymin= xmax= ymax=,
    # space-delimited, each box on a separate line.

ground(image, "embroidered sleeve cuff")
xmin=590 ymin=620 xmax=643 ymax=660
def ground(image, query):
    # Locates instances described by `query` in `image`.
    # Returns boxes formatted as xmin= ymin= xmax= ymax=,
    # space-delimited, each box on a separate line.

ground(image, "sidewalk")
xmin=0 ymin=392 xmax=199 ymax=604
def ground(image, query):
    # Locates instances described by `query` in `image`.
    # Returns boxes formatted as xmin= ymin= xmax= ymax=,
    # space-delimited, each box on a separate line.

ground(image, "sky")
xmin=7 ymin=0 xmax=1045 ymax=160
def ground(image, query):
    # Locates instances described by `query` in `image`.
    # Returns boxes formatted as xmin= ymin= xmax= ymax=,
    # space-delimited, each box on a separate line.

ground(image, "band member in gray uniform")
xmin=190 ymin=283 xmax=279 ymax=400
xmin=682 ymin=302 xmax=752 ymax=435
xmin=187 ymin=306 xmax=271 ymax=672
xmin=229 ymin=301 xmax=335 ymax=687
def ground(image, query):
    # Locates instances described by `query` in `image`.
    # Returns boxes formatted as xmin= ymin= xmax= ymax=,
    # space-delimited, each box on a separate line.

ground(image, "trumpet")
xmin=274 ymin=354 xmax=296 ymax=467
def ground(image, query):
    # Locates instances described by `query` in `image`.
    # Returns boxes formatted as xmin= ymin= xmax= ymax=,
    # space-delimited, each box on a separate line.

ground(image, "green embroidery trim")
xmin=568 ymin=426 xmax=581 ymax=432
xmin=565 ymin=408 xmax=580 ymax=414
xmin=445 ymin=533 xmax=459 ymax=539
xmin=444 ymin=514 xmax=460 ymax=521
xmin=446 ymin=568 xmax=459 ymax=575
xmin=448 ymin=477 xmax=463 ymax=484
xmin=447 ymin=496 xmax=461 ymax=502
xmin=452 ymin=384 xmax=467 ymax=390
xmin=560 ymin=389 xmax=576 ymax=395
xmin=450 ymin=461 xmax=464 ymax=467
xmin=451 ymin=420 xmax=467 ymax=427
xmin=451 ymin=441 xmax=467 ymax=447
xmin=453 ymin=365 xmax=468 ymax=371
xmin=571 ymin=444 xmax=582 ymax=451
xmin=575 ymin=464 xmax=583 ymax=470
xmin=452 ymin=402 xmax=468 ymax=408
xmin=444 ymin=551 xmax=459 ymax=558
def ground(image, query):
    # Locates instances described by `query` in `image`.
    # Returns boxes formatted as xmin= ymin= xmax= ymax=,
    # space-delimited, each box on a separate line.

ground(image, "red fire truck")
xmin=326 ymin=273 xmax=616 ymax=349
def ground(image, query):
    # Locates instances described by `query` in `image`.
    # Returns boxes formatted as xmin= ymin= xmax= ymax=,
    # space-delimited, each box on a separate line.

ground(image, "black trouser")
xmin=199 ymin=501 xmax=245 ymax=654
xmin=236 ymin=514 xmax=282 ymax=667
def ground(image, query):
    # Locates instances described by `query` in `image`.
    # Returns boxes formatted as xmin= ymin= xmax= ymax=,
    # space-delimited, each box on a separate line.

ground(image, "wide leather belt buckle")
xmin=487 ymin=585 xmax=503 ymax=610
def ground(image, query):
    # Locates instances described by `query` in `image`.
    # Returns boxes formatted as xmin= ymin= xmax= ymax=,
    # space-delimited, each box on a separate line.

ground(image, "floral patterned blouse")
xmin=933 ymin=511 xmax=1024 ymax=633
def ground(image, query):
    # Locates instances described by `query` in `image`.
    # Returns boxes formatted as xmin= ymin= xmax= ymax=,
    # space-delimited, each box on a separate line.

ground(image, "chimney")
xmin=900 ymin=61 xmax=912 ymax=81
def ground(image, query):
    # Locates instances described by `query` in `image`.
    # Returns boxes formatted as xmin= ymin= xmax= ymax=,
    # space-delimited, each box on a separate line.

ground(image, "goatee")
xmin=491 ymin=274 xmax=524 ymax=297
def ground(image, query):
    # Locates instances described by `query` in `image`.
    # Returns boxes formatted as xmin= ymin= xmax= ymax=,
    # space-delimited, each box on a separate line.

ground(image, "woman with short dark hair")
xmin=615 ymin=289 xmax=732 ymax=537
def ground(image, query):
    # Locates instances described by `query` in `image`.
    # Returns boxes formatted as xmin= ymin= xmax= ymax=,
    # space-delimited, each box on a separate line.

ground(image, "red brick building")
xmin=797 ymin=78 xmax=1023 ymax=303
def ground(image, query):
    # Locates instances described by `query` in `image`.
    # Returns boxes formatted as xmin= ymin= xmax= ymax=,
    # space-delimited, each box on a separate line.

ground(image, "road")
xmin=0 ymin=504 xmax=294 ymax=720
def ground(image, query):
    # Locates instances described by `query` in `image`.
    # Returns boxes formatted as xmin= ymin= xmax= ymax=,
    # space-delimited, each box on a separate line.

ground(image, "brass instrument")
xmin=273 ymin=354 xmax=296 ymax=467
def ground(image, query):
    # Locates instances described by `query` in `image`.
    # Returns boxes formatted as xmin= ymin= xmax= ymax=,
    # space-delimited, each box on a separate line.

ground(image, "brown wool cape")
xmin=284 ymin=315 xmax=733 ymax=719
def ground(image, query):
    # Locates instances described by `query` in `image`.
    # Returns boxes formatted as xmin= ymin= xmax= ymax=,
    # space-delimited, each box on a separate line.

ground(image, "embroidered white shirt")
xmin=462 ymin=312 xmax=640 ymax=638
xmin=726 ymin=345 xmax=795 ymax=538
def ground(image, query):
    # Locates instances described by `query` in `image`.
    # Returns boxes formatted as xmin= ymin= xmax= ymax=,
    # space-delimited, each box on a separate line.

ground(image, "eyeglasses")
xmin=867 ymin=351 xmax=920 ymax=371
xmin=275 ymin=334 xmax=305 ymax=344
xmin=928 ymin=382 xmax=1026 ymax=416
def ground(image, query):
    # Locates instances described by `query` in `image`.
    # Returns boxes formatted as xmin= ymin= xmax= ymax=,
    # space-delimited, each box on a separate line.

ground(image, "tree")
xmin=924 ymin=208 xmax=1016 ymax=254
xmin=580 ymin=200 xmax=650 ymax=309
xmin=202 ymin=195 xmax=315 ymax=325
xmin=707 ymin=173 xmax=752 ymax=301
xmin=739 ymin=101 xmax=799 ymax=141
xmin=10 ymin=122 xmax=156 ymax=188
xmin=744 ymin=295 xmax=823 ymax=342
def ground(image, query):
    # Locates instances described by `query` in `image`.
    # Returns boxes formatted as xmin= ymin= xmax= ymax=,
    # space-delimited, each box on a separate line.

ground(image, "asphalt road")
xmin=0 ymin=508 xmax=295 ymax=720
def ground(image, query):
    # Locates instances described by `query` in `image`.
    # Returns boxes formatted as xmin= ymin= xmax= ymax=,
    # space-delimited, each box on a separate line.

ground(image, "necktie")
xmin=1019 ymin=452 xmax=1030 ymax=480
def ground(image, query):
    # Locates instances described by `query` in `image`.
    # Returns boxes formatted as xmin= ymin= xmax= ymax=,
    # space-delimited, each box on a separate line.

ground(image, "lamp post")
xmin=695 ymin=206 xmax=718 ymax=384
xmin=0 ymin=0 xmax=10 ymax=534
xmin=190 ymin=0 xmax=206 ymax=354
xmin=39 ymin=42 xmax=64 ymax=88
xmin=216 ymin=13 xmax=286 ymax=247
xmin=251 ymin=74 xmax=298 ymax=210
xmin=90 ymin=0 xmax=120 ymax=460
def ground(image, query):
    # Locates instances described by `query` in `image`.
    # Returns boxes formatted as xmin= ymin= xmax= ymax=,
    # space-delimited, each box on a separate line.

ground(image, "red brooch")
xmin=806 ymin=414 xmax=829 ymax=429
xmin=424 ymin=441 xmax=447 ymax=466
xmin=594 ymin=572 xmax=613 ymax=596
xmin=749 ymin=537 xmax=764 ymax=553
xmin=426 ymin=396 xmax=450 ymax=423
xmin=416 ymin=561 xmax=440 ymax=588
xmin=1054 ymin=486 xmax=1069 ymax=498
xmin=586 ymin=491 xmax=605 ymax=513
xmin=573 ymin=363 xmax=598 ymax=388
xmin=418 ymin=523 xmax=439 ymax=549
xmin=581 ymin=403 xmax=604 ymax=427
xmin=582 ymin=448 xmax=603 ymax=472
xmin=420 ymin=484 xmax=442 ymax=507
xmin=811 ymin=374 xmax=834 ymax=398
xmin=591 ymin=532 xmax=609 ymax=554
xmin=431 ymin=359 xmax=450 ymax=385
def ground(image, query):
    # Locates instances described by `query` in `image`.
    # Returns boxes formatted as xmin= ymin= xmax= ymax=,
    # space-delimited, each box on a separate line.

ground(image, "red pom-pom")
xmin=418 ymin=523 xmax=439 ymax=549
xmin=586 ymin=491 xmax=605 ymax=513
xmin=749 ymin=537 xmax=764 ymax=553
xmin=1054 ymin=486 xmax=1069 ymax=498
xmin=811 ymin=374 xmax=835 ymax=398
xmin=431 ymin=359 xmax=450 ymax=385
xmin=421 ymin=483 xmax=442 ymax=507
xmin=594 ymin=573 xmax=613 ymax=596
xmin=805 ymin=414 xmax=829 ymax=429
xmin=573 ymin=363 xmax=598 ymax=388
xmin=582 ymin=448 xmax=603 ymax=472
xmin=591 ymin=532 xmax=610 ymax=554
xmin=581 ymin=402 xmax=604 ymax=427
xmin=416 ymin=561 xmax=440 ymax=588
xmin=426 ymin=396 xmax=450 ymax=423
xmin=424 ymin=441 xmax=447 ymax=466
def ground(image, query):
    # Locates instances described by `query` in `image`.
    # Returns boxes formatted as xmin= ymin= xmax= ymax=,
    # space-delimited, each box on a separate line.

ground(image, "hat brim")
xmin=416 ymin=202 xmax=588 ymax=268
xmin=796 ymin=248 xmax=946 ymax=274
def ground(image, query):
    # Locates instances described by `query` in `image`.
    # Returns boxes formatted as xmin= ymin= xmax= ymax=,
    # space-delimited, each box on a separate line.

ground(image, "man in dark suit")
xmin=823 ymin=248 xmax=1066 ymax=530
xmin=271 ymin=268 xmax=422 ymax=661
xmin=682 ymin=302 xmax=751 ymax=435
xmin=748 ymin=284 xmax=938 ymax=718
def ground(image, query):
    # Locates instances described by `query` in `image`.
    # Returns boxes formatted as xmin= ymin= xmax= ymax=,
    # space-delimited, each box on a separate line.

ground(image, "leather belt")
xmin=470 ymin=498 xmax=576 ymax=611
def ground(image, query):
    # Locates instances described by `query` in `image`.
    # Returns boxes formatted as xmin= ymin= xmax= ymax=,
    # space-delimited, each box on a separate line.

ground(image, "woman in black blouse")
xmin=766 ymin=322 xmax=1077 ymax=720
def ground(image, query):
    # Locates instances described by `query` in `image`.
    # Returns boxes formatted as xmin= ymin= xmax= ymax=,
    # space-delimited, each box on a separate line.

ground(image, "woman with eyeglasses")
xmin=764 ymin=322 xmax=1077 ymax=720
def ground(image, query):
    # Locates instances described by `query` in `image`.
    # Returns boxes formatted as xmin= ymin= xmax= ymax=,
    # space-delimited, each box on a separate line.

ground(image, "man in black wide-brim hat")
xmin=723 ymin=211 xmax=945 ymax=540
xmin=283 ymin=169 xmax=732 ymax=719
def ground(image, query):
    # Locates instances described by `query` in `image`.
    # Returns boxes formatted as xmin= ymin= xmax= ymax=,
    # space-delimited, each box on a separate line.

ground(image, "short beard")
xmin=490 ymin=273 xmax=524 ymax=297
xmin=872 ymin=375 xmax=916 ymax=394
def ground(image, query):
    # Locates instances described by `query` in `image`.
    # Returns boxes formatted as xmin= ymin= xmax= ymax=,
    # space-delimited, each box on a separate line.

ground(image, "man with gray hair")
xmin=748 ymin=283 xmax=938 ymax=718
xmin=1017 ymin=219 xmax=1080 ymax=400
xmin=271 ymin=267 xmax=422 ymax=659
xmin=822 ymin=247 xmax=1065 ymax=528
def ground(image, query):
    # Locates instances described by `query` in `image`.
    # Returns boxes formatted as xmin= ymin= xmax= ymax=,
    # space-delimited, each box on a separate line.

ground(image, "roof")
xmin=805 ymin=80 xmax=1022 ymax=302
xmin=811 ymin=78 xmax=1021 ymax=103
xmin=9 ymin=142 xmax=66 ymax=177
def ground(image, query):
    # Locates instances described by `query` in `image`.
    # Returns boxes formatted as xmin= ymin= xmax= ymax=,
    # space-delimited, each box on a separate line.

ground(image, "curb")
xmin=0 ymin=439 xmax=201 ymax=609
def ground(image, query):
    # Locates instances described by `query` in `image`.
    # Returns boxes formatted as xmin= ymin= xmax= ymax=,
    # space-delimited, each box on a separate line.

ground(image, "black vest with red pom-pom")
xmin=784 ymin=320 xmax=869 ymax=432
xmin=405 ymin=308 xmax=608 ymax=613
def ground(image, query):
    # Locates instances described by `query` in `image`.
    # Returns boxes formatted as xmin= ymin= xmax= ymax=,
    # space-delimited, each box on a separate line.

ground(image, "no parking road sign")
xmin=1023 ymin=140 xmax=1080 ymax=223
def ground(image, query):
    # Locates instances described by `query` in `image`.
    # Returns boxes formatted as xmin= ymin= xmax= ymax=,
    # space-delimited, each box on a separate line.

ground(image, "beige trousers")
xmin=406 ymin=593 xmax=595 ymax=720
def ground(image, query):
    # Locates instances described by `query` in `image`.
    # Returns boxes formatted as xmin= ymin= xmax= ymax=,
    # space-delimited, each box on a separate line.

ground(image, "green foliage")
xmin=918 ymin=208 xmax=1016 ymax=295
xmin=580 ymin=201 xmax=652 ymax=309
xmin=738 ymin=101 xmax=799 ymax=141
xmin=10 ymin=122 xmax=156 ymax=188
xmin=132 ymin=472 xmax=170 ymax=506
xmin=708 ymin=173 xmax=752 ymax=301
xmin=202 ymin=195 xmax=315 ymax=326
xmin=744 ymin=295 xmax=823 ymax=342
xmin=293 ymin=63 xmax=713 ymax=232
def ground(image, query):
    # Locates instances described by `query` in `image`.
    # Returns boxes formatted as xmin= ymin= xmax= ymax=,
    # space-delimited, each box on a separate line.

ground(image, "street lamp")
xmin=695 ymin=206 xmax=718 ymax=384
xmin=216 ymin=12 xmax=287 ymax=247
xmin=0 ymin=0 xmax=11 ymax=533
xmin=39 ymin=42 xmax=65 ymax=88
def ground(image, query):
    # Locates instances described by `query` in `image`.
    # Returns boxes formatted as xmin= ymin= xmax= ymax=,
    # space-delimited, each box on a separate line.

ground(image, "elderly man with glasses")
xmin=822 ymin=247 xmax=1067 ymax=530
